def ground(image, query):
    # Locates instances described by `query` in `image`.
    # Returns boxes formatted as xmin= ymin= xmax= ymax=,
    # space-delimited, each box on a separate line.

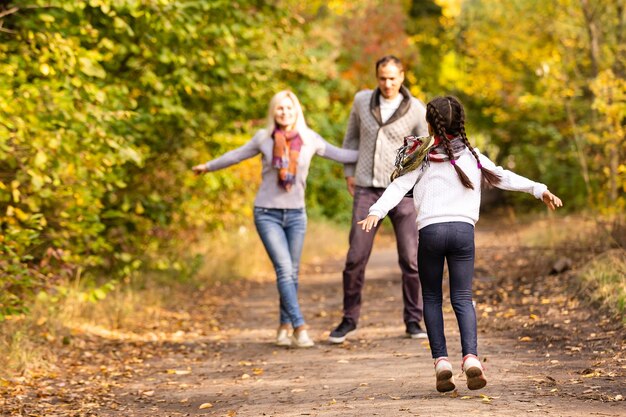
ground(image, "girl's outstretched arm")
xmin=542 ymin=190 xmax=563 ymax=210
xmin=358 ymin=215 xmax=380 ymax=232
xmin=357 ymin=168 xmax=421 ymax=232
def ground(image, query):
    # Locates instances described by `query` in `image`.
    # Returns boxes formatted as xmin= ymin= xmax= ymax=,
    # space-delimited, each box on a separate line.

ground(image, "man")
xmin=328 ymin=55 xmax=428 ymax=343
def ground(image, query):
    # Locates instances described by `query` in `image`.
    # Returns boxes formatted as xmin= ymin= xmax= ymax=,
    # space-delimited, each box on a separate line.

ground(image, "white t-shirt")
xmin=380 ymin=94 xmax=404 ymax=123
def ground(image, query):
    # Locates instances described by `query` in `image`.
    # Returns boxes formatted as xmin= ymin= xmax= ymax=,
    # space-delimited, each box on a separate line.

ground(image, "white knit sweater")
xmin=368 ymin=147 xmax=548 ymax=230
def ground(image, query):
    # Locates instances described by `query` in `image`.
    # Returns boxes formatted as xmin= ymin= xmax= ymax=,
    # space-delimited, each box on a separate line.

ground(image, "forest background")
xmin=0 ymin=0 xmax=624 ymax=373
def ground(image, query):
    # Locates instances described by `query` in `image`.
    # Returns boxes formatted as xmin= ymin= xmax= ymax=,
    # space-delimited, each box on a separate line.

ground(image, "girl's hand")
xmin=542 ymin=190 xmax=563 ymax=211
xmin=357 ymin=215 xmax=380 ymax=232
xmin=192 ymin=164 xmax=208 ymax=175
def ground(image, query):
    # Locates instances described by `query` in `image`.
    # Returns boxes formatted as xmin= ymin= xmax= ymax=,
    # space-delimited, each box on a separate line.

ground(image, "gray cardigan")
xmin=205 ymin=128 xmax=359 ymax=209
xmin=342 ymin=86 xmax=428 ymax=188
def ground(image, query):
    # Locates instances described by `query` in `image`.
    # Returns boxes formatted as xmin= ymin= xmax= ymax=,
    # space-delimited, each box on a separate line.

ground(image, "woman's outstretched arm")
xmin=313 ymin=133 xmax=359 ymax=164
xmin=192 ymin=131 xmax=263 ymax=174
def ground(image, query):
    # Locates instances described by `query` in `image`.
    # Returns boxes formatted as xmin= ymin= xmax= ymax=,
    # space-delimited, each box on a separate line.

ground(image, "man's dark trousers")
xmin=342 ymin=186 xmax=423 ymax=325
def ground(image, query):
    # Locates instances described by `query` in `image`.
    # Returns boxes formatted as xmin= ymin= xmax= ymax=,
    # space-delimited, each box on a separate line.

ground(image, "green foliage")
xmin=0 ymin=0 xmax=350 ymax=316
xmin=1 ymin=0 xmax=624 ymax=318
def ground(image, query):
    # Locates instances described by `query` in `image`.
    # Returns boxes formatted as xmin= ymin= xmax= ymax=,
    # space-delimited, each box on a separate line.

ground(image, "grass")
xmin=578 ymin=249 xmax=626 ymax=323
xmin=508 ymin=212 xmax=626 ymax=323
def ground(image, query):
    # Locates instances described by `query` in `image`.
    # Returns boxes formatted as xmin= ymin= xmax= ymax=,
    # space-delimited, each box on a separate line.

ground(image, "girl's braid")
xmin=428 ymin=100 xmax=473 ymax=189
xmin=452 ymin=98 xmax=501 ymax=187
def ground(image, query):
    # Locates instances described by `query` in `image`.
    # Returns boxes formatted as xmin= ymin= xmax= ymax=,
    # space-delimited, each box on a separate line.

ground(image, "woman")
xmin=192 ymin=90 xmax=358 ymax=348
xmin=358 ymin=96 xmax=562 ymax=391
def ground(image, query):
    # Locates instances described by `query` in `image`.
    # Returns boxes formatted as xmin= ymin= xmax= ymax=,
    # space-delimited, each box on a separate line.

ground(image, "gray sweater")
xmin=342 ymin=86 xmax=428 ymax=188
xmin=205 ymin=129 xmax=359 ymax=209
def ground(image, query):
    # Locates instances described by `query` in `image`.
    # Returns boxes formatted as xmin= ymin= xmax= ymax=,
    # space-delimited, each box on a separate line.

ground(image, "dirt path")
xmin=103 ymin=226 xmax=624 ymax=416
xmin=2 ymin=222 xmax=625 ymax=416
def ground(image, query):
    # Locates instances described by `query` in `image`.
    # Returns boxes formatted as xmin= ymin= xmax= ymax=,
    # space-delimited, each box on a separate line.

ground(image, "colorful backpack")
xmin=390 ymin=135 xmax=434 ymax=181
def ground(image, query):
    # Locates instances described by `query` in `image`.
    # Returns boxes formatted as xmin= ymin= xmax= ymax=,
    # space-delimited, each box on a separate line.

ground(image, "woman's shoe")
xmin=434 ymin=357 xmax=456 ymax=392
xmin=462 ymin=354 xmax=487 ymax=390
xmin=291 ymin=329 xmax=315 ymax=348
xmin=276 ymin=328 xmax=292 ymax=347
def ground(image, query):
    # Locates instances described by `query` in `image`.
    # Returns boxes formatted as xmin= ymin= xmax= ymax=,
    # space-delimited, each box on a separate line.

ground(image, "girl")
xmin=193 ymin=90 xmax=358 ymax=348
xmin=358 ymin=96 xmax=562 ymax=391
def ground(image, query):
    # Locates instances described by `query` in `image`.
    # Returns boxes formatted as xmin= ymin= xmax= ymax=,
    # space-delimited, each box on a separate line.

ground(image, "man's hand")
xmin=346 ymin=176 xmax=356 ymax=197
xmin=357 ymin=215 xmax=380 ymax=232
xmin=542 ymin=190 xmax=563 ymax=211
xmin=192 ymin=164 xmax=208 ymax=175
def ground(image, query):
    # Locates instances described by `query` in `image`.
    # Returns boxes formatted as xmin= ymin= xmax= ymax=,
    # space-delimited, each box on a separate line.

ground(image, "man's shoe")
xmin=328 ymin=318 xmax=356 ymax=344
xmin=406 ymin=322 xmax=428 ymax=339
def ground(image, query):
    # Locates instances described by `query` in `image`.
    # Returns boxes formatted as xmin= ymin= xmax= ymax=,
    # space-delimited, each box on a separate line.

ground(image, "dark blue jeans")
xmin=418 ymin=222 xmax=477 ymax=358
xmin=254 ymin=207 xmax=307 ymax=328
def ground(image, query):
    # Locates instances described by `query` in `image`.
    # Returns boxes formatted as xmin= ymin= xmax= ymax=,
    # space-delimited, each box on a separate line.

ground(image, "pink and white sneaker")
xmin=462 ymin=354 xmax=487 ymax=390
xmin=434 ymin=357 xmax=456 ymax=392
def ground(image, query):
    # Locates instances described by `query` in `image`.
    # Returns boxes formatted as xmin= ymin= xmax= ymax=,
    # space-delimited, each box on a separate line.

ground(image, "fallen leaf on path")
xmin=519 ymin=336 xmax=532 ymax=342
xmin=198 ymin=403 xmax=213 ymax=409
xmin=240 ymin=374 xmax=250 ymax=380
xmin=166 ymin=369 xmax=191 ymax=375
xmin=291 ymin=388 xmax=305 ymax=393
xmin=252 ymin=368 xmax=264 ymax=375
xmin=337 ymin=359 xmax=349 ymax=364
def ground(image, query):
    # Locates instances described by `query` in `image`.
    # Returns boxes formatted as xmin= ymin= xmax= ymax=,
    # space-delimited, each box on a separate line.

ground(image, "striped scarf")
xmin=272 ymin=128 xmax=303 ymax=191
xmin=428 ymin=135 xmax=467 ymax=163
xmin=390 ymin=135 xmax=434 ymax=181
xmin=390 ymin=134 xmax=467 ymax=181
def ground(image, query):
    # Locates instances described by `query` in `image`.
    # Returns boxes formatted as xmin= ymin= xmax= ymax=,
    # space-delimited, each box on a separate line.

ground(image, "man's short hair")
xmin=375 ymin=55 xmax=404 ymax=73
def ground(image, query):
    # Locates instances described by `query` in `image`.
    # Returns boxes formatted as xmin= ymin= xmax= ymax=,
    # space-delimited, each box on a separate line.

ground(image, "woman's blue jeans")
xmin=418 ymin=222 xmax=477 ymax=358
xmin=254 ymin=207 xmax=307 ymax=328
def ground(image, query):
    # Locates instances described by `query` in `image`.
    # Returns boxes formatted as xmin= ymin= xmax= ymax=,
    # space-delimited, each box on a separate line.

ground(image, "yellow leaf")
xmin=198 ymin=402 xmax=213 ymax=409
xmin=519 ymin=336 xmax=532 ymax=342
xmin=166 ymin=369 xmax=191 ymax=375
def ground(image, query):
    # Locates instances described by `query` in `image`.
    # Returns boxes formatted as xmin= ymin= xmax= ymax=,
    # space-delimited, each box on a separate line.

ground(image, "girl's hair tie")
xmin=477 ymin=163 xmax=482 ymax=169
xmin=450 ymin=159 xmax=456 ymax=166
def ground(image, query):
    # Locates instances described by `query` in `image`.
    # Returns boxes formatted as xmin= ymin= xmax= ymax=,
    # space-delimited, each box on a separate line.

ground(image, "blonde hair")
xmin=264 ymin=90 xmax=310 ymax=141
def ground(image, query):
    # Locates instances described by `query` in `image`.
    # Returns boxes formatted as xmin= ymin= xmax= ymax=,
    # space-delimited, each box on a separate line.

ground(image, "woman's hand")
xmin=192 ymin=164 xmax=208 ymax=175
xmin=357 ymin=215 xmax=380 ymax=232
xmin=542 ymin=190 xmax=563 ymax=211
